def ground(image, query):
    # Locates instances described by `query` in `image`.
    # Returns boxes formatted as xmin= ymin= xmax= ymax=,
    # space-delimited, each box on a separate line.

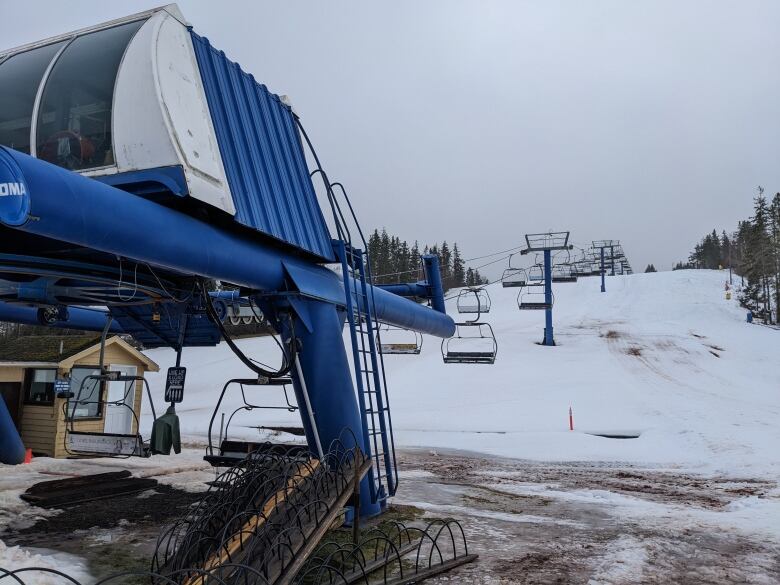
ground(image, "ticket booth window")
xmin=24 ymin=369 xmax=56 ymax=405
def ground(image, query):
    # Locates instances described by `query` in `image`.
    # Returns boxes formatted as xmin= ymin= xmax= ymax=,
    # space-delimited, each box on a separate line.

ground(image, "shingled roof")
xmin=0 ymin=335 xmax=101 ymax=363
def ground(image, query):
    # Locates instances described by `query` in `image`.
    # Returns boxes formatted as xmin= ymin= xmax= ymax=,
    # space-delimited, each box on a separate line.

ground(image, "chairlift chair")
xmin=376 ymin=324 xmax=423 ymax=355
xmin=501 ymin=267 xmax=528 ymax=288
xmin=63 ymin=371 xmax=158 ymax=458
xmin=551 ymin=264 xmax=578 ymax=283
xmin=441 ymin=322 xmax=498 ymax=364
xmin=527 ymin=264 xmax=545 ymax=282
xmin=518 ymin=285 xmax=553 ymax=310
xmin=456 ymin=287 xmax=491 ymax=314
xmin=204 ymin=377 xmax=301 ymax=467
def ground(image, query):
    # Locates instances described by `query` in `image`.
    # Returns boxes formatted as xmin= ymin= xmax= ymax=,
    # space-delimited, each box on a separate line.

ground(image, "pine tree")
xmin=409 ymin=241 xmax=421 ymax=281
xmin=645 ymin=264 xmax=657 ymax=273
xmin=452 ymin=243 xmax=465 ymax=287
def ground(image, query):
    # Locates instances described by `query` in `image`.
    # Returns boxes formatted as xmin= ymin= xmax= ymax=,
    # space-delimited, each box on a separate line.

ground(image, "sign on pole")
xmin=164 ymin=367 xmax=186 ymax=403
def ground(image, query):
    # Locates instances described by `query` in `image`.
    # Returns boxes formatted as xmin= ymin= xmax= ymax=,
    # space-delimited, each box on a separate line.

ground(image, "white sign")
xmin=67 ymin=432 xmax=141 ymax=456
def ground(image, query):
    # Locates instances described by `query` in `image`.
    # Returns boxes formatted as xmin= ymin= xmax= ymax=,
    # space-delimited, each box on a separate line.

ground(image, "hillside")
xmin=142 ymin=269 xmax=780 ymax=478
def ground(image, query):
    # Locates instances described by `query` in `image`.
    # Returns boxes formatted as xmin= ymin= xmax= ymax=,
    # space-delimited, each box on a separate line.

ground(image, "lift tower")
xmin=592 ymin=240 xmax=619 ymax=293
xmin=520 ymin=232 xmax=572 ymax=346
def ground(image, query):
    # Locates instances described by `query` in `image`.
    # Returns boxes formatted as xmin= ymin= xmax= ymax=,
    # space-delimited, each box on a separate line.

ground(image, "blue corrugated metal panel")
xmin=190 ymin=32 xmax=334 ymax=262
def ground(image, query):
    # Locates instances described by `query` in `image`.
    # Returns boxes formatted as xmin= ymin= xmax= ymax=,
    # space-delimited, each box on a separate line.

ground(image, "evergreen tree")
xmin=465 ymin=267 xmax=475 ymax=287
xmin=452 ymin=243 xmax=465 ymax=287
xmin=440 ymin=241 xmax=452 ymax=288
xmin=644 ymin=264 xmax=657 ymax=273
xmin=409 ymin=241 xmax=421 ymax=281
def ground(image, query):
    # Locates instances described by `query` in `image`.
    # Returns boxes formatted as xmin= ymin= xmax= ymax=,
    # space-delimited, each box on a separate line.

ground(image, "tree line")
xmin=366 ymin=229 xmax=488 ymax=289
xmin=680 ymin=187 xmax=780 ymax=322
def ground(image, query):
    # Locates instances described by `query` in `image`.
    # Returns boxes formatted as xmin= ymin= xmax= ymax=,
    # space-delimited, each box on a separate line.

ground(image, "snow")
xmin=140 ymin=269 xmax=780 ymax=479
xmin=0 ymin=541 xmax=92 ymax=584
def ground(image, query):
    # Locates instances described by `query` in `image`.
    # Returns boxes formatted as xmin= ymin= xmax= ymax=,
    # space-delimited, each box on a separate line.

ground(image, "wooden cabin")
xmin=0 ymin=334 xmax=159 ymax=457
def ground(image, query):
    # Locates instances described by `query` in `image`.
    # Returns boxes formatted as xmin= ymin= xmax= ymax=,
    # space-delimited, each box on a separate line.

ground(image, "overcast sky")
xmin=2 ymin=1 xmax=779 ymax=276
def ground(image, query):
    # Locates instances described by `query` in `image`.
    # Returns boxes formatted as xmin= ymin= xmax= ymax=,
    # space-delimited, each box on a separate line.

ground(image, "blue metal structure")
xmin=0 ymin=146 xmax=453 ymax=516
xmin=601 ymin=247 xmax=606 ymax=292
xmin=543 ymin=249 xmax=554 ymax=346
xmin=0 ymin=9 xmax=453 ymax=519
xmin=520 ymin=232 xmax=572 ymax=347
xmin=592 ymin=240 xmax=619 ymax=293
xmin=189 ymin=33 xmax=334 ymax=261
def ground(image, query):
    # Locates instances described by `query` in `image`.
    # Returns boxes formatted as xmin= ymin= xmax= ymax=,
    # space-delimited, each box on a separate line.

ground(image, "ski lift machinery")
xmin=442 ymin=288 xmax=497 ymax=364
xmin=0 ymin=6 xmax=457 ymax=517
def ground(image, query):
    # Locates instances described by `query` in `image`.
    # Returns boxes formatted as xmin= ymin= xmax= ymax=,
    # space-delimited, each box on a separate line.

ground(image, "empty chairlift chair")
xmin=204 ymin=377 xmax=304 ymax=467
xmin=456 ymin=287 xmax=491 ymax=314
xmin=517 ymin=284 xmax=554 ymax=310
xmin=63 ymin=370 xmax=159 ymax=458
xmin=376 ymin=324 xmax=423 ymax=355
xmin=527 ymin=264 xmax=545 ymax=283
xmin=441 ymin=322 xmax=498 ymax=364
xmin=502 ymin=267 xmax=528 ymax=288
xmin=552 ymin=264 xmax=578 ymax=283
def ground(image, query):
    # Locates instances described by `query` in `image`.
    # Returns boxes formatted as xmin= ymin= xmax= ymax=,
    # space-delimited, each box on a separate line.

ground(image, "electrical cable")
xmin=199 ymin=280 xmax=294 ymax=379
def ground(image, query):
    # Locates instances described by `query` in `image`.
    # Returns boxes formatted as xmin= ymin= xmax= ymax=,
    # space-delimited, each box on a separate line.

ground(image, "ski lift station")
xmin=0 ymin=4 xmax=457 ymax=519
xmin=0 ymin=334 xmax=158 ymax=458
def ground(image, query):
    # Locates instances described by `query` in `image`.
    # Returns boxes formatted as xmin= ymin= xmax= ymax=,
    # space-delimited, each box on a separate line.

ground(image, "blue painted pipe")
xmin=377 ymin=282 xmax=429 ymax=298
xmin=0 ymin=301 xmax=123 ymax=332
xmin=544 ymin=249 xmax=554 ymax=346
xmin=422 ymin=255 xmax=447 ymax=314
xmin=0 ymin=148 xmax=453 ymax=338
xmin=0 ymin=397 xmax=25 ymax=464
xmin=280 ymin=299 xmax=381 ymax=517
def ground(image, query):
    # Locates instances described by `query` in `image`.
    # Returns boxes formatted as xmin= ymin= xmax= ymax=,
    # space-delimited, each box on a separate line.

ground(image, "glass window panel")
xmin=24 ymin=368 xmax=56 ymax=404
xmin=36 ymin=20 xmax=143 ymax=170
xmin=0 ymin=42 xmax=66 ymax=154
xmin=68 ymin=367 xmax=102 ymax=419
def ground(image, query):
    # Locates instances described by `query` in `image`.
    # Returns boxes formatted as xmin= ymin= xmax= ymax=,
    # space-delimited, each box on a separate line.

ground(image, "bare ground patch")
xmin=395 ymin=451 xmax=780 ymax=584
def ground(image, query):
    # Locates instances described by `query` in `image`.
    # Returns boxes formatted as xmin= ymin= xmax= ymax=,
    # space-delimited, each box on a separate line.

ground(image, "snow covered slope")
xmin=142 ymin=270 xmax=780 ymax=478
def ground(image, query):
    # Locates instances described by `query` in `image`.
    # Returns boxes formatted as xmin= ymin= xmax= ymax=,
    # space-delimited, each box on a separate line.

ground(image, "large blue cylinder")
xmin=280 ymin=299 xmax=381 ymax=517
xmin=0 ymin=302 xmax=123 ymax=333
xmin=0 ymin=398 xmax=25 ymax=465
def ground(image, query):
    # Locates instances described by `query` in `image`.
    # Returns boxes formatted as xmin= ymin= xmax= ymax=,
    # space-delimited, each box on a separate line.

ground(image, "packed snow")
xmin=140 ymin=269 xmax=780 ymax=478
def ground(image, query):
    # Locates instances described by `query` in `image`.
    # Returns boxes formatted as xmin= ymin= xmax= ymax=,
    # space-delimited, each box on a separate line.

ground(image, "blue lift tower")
xmin=0 ymin=6 xmax=454 ymax=520
xmin=520 ymin=232 xmax=572 ymax=346
xmin=592 ymin=240 xmax=619 ymax=292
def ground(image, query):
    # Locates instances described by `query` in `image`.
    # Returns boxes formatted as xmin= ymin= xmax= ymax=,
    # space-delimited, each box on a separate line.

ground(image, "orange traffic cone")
xmin=23 ymin=448 xmax=32 ymax=464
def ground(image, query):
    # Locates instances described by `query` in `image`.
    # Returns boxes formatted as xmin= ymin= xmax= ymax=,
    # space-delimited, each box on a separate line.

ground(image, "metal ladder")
xmin=334 ymin=239 xmax=398 ymax=504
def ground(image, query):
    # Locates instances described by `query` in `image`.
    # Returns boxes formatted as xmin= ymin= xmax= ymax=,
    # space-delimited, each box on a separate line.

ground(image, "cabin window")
xmin=35 ymin=20 xmax=143 ymax=171
xmin=67 ymin=366 xmax=103 ymax=419
xmin=23 ymin=368 xmax=56 ymax=406
xmin=0 ymin=41 xmax=66 ymax=155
